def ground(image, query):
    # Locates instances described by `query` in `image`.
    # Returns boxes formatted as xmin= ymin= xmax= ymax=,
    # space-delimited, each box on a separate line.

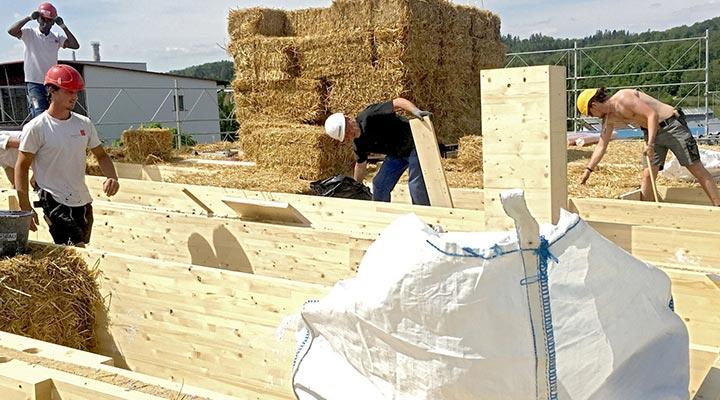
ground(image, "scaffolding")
xmin=506 ymin=30 xmax=712 ymax=135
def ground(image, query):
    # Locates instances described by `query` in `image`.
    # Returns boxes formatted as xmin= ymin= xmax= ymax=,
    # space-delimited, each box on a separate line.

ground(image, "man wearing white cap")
xmin=324 ymin=98 xmax=431 ymax=205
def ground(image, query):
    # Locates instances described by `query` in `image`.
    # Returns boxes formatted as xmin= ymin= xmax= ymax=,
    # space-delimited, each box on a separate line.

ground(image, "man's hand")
xmin=28 ymin=209 xmax=38 ymax=232
xmin=579 ymin=168 xmax=592 ymax=185
xmin=54 ymin=16 xmax=64 ymax=27
xmin=31 ymin=11 xmax=40 ymax=20
xmin=412 ymin=109 xmax=432 ymax=119
xmin=644 ymin=143 xmax=655 ymax=158
xmin=103 ymin=178 xmax=119 ymax=196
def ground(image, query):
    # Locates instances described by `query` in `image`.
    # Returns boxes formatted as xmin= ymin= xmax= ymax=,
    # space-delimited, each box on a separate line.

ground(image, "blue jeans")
xmin=372 ymin=149 xmax=430 ymax=206
xmin=26 ymin=82 xmax=49 ymax=118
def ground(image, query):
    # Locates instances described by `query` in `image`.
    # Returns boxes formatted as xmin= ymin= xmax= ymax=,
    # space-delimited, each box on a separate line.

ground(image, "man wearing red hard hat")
xmin=7 ymin=2 xmax=80 ymax=118
xmin=15 ymin=64 xmax=119 ymax=247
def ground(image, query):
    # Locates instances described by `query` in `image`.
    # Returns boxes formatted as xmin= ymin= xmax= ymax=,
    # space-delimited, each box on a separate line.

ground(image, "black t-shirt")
xmin=353 ymin=101 xmax=414 ymax=163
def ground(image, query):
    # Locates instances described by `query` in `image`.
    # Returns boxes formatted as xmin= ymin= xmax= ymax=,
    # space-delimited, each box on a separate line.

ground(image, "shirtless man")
xmin=576 ymin=87 xmax=720 ymax=205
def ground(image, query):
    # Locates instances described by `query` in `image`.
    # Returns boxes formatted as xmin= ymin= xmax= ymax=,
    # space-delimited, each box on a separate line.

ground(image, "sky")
xmin=1 ymin=0 xmax=719 ymax=73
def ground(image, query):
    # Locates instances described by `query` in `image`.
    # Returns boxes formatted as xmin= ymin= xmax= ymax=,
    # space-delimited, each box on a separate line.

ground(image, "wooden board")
xmin=569 ymin=197 xmax=720 ymax=233
xmin=222 ymin=196 xmax=311 ymax=226
xmin=81 ymin=248 xmax=329 ymax=399
xmin=392 ymin=185 xmax=484 ymax=210
xmin=409 ymin=116 xmax=453 ymax=208
xmin=633 ymin=227 xmax=720 ymax=273
xmin=0 ymin=176 xmax=488 ymax=238
xmin=481 ymin=66 xmax=567 ymax=230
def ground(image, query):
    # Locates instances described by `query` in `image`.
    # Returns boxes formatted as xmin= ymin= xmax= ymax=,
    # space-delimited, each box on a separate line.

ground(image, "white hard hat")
xmin=324 ymin=113 xmax=346 ymax=141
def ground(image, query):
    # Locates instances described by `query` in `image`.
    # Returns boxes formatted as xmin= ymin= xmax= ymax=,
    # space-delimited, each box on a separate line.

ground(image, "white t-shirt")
xmin=0 ymin=131 xmax=21 ymax=168
xmin=20 ymin=112 xmax=101 ymax=206
xmin=21 ymin=27 xmax=66 ymax=84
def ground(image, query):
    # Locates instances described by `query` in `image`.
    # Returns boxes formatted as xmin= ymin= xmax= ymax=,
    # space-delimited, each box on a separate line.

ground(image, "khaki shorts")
xmin=642 ymin=118 xmax=701 ymax=170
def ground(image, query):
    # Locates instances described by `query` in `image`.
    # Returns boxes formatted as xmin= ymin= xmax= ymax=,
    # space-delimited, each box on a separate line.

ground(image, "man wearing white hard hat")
xmin=7 ymin=2 xmax=80 ymax=118
xmin=324 ymin=98 xmax=431 ymax=205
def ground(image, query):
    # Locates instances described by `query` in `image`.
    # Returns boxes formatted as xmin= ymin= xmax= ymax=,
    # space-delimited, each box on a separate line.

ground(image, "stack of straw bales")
xmin=121 ymin=128 xmax=173 ymax=163
xmin=457 ymin=135 xmax=483 ymax=172
xmin=228 ymin=0 xmax=504 ymax=177
xmin=0 ymin=245 xmax=103 ymax=351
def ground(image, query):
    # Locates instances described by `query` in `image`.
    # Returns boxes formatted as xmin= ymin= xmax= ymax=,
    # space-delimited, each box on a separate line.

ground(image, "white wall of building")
xmin=83 ymin=65 xmax=220 ymax=144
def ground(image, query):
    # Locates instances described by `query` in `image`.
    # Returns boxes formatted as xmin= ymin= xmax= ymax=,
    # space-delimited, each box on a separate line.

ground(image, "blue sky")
xmin=1 ymin=0 xmax=719 ymax=72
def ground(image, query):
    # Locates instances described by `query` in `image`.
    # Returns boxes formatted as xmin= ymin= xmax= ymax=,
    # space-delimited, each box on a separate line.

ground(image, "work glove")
xmin=54 ymin=16 xmax=65 ymax=27
xmin=412 ymin=109 xmax=432 ymax=119
xmin=31 ymin=11 xmax=40 ymax=20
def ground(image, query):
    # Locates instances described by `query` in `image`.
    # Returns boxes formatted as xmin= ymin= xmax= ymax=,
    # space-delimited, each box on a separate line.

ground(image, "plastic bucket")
xmin=0 ymin=210 xmax=33 ymax=257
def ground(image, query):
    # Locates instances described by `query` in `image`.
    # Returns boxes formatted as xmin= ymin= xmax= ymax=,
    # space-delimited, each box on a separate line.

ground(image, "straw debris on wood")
xmin=0 ymin=244 xmax=103 ymax=351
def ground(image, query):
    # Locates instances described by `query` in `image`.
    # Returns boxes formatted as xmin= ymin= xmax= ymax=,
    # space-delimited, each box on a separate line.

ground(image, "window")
xmin=173 ymin=95 xmax=185 ymax=111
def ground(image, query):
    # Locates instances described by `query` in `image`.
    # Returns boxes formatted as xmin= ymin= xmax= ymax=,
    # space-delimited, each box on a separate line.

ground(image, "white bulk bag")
xmin=291 ymin=192 xmax=689 ymax=400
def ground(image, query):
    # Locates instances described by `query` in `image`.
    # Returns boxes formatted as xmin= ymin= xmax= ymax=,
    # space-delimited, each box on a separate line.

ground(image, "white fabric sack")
xmin=292 ymin=210 xmax=689 ymax=400
xmin=661 ymin=148 xmax=720 ymax=181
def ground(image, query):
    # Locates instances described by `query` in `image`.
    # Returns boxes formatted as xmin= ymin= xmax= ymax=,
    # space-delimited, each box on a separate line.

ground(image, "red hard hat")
xmin=37 ymin=3 xmax=58 ymax=20
xmin=44 ymin=64 xmax=84 ymax=91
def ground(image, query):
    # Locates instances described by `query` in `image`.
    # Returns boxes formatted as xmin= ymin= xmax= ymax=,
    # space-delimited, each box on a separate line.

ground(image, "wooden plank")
xmin=634 ymin=227 xmax=720 ymax=273
xmin=409 ymin=116 xmax=453 ymax=207
xmin=619 ymin=189 xmax=642 ymax=201
xmin=0 ymin=176 xmax=487 ymax=237
xmin=585 ymin=221 xmax=632 ymax=251
xmin=0 ymin=331 xmax=113 ymax=367
xmin=392 ymin=186 xmax=483 ymax=210
xmin=661 ymin=186 xmax=714 ymax=207
xmin=481 ymin=66 xmax=567 ymax=230
xmin=222 ymin=197 xmax=311 ymax=226
xmin=569 ymin=197 xmax=720 ymax=233
xmin=79 ymin=248 xmax=329 ymax=399
xmin=181 ymin=188 xmax=215 ymax=216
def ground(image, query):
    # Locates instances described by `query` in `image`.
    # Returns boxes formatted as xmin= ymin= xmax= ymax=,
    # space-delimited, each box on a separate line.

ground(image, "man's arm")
xmin=14 ymin=151 xmax=38 ymax=231
xmin=579 ymin=122 xmax=614 ymax=184
xmin=392 ymin=98 xmax=431 ymax=119
xmin=3 ymin=167 xmax=14 ymax=186
xmin=56 ymin=18 xmax=79 ymax=49
xmin=353 ymin=161 xmax=368 ymax=182
xmin=90 ymin=146 xmax=119 ymax=196
xmin=7 ymin=15 xmax=32 ymax=39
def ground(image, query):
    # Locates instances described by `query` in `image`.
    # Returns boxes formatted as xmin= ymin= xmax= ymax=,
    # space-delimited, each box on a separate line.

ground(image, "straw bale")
xmin=229 ymin=37 xmax=300 ymax=89
xmin=295 ymin=33 xmax=376 ymax=79
xmin=326 ymin=67 xmax=407 ymax=116
xmin=240 ymin=120 xmax=355 ymax=180
xmin=121 ymin=128 xmax=173 ymax=163
xmin=286 ymin=8 xmax=334 ymax=37
xmin=233 ymin=78 xmax=329 ymax=124
xmin=227 ymin=8 xmax=288 ymax=40
xmin=0 ymin=244 xmax=103 ymax=351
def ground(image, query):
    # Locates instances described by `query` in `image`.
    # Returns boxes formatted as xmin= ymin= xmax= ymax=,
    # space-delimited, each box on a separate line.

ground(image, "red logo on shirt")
xmin=80 ymin=130 xmax=86 ymax=136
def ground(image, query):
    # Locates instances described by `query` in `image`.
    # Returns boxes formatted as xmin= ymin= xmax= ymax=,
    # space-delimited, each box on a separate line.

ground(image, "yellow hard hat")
xmin=577 ymin=88 xmax=599 ymax=116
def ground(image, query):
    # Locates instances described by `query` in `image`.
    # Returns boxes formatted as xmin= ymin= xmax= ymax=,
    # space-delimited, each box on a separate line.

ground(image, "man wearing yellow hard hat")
xmin=576 ymin=87 xmax=720 ymax=205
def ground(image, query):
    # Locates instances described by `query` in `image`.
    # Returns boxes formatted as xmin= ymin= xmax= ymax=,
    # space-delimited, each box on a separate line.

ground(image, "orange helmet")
xmin=44 ymin=64 xmax=84 ymax=91
xmin=37 ymin=3 xmax=58 ymax=20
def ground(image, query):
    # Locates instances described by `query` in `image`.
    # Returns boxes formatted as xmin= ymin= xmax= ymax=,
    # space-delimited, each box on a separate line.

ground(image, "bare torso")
xmin=604 ymin=89 xmax=676 ymax=129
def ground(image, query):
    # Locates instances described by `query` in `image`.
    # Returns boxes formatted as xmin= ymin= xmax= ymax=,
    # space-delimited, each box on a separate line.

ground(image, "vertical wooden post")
xmin=409 ymin=116 xmax=454 ymax=208
xmin=481 ymin=66 xmax=567 ymax=230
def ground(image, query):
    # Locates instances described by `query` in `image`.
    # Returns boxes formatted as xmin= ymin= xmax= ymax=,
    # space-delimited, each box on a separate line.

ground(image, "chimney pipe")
xmin=90 ymin=42 xmax=101 ymax=62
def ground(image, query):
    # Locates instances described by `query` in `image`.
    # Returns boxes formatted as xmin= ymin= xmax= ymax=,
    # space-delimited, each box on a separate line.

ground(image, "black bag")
xmin=310 ymin=175 xmax=372 ymax=200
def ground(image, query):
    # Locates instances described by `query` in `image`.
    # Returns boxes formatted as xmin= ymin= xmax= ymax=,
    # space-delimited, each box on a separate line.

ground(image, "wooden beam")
xmin=181 ymin=188 xmax=215 ymax=216
xmin=0 ymin=331 xmax=113 ymax=366
xmin=391 ymin=186 xmax=484 ymax=210
xmin=481 ymin=66 xmax=567 ymax=230
xmin=633 ymin=227 xmax=720 ymax=273
xmin=569 ymin=197 xmax=720 ymax=233
xmin=409 ymin=116 xmax=453 ymax=208
xmin=2 ymin=176 xmax=487 ymax=237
